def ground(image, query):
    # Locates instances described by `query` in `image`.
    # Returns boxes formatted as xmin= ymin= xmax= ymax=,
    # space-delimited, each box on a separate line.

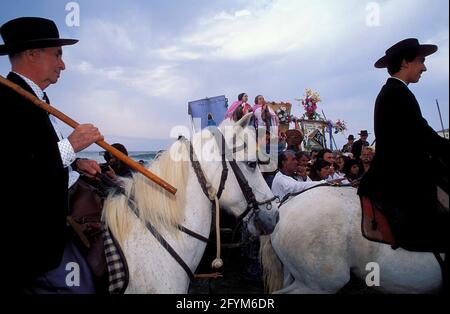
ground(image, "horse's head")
xmin=193 ymin=113 xmax=279 ymax=236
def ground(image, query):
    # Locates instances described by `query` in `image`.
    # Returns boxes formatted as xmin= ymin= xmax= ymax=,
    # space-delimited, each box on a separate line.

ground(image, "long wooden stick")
xmin=0 ymin=75 xmax=177 ymax=195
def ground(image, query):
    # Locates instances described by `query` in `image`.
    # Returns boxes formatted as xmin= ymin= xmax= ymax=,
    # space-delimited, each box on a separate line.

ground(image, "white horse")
xmin=261 ymin=186 xmax=443 ymax=294
xmin=103 ymin=114 xmax=279 ymax=293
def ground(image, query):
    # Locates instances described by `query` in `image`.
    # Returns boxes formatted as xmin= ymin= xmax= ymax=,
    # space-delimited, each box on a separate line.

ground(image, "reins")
xmin=279 ymin=181 xmax=354 ymax=207
xmin=96 ymin=129 xmax=274 ymax=282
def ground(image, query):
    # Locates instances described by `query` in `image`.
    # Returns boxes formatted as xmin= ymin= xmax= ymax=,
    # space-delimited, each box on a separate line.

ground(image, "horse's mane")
xmin=103 ymin=118 xmax=248 ymax=245
xmin=103 ymin=139 xmax=190 ymax=244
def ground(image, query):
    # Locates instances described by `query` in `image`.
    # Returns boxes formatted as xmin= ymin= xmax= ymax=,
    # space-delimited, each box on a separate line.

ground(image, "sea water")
xmin=77 ymin=151 xmax=159 ymax=164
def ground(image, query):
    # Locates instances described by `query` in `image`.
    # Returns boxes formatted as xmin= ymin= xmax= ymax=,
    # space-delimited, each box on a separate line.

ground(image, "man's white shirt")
xmin=271 ymin=171 xmax=325 ymax=200
xmin=15 ymin=72 xmax=79 ymax=188
xmin=294 ymin=175 xmax=312 ymax=182
xmin=327 ymin=172 xmax=350 ymax=185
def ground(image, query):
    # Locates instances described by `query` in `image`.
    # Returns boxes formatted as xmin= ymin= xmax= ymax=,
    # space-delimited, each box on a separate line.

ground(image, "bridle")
xmin=107 ymin=127 xmax=277 ymax=281
xmin=190 ymin=128 xmax=278 ymax=232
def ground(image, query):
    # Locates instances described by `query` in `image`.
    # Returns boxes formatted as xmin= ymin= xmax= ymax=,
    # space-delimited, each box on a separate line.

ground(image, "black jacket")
xmin=351 ymin=139 xmax=369 ymax=160
xmin=358 ymin=78 xmax=449 ymax=251
xmin=1 ymin=72 xmax=69 ymax=289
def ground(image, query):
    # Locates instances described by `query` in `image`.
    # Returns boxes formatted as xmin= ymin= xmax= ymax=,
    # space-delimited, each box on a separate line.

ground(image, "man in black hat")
xmin=1 ymin=17 xmax=104 ymax=293
xmin=342 ymin=134 xmax=354 ymax=153
xmin=351 ymin=130 xmax=370 ymax=160
xmin=358 ymin=38 xmax=449 ymax=256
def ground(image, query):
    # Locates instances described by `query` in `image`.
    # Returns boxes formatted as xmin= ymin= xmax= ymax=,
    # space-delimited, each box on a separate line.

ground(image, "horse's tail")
xmin=260 ymin=235 xmax=284 ymax=293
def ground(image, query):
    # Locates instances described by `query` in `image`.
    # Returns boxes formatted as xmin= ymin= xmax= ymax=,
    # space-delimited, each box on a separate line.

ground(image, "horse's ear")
xmin=235 ymin=113 xmax=253 ymax=129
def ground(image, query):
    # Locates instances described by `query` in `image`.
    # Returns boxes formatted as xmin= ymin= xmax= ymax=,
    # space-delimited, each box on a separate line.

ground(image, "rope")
xmin=206 ymin=183 xmax=224 ymax=269
xmin=211 ymin=196 xmax=223 ymax=269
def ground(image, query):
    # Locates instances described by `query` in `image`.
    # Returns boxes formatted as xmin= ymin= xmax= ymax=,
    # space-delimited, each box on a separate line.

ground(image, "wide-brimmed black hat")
xmin=0 ymin=17 xmax=78 ymax=56
xmin=374 ymin=38 xmax=437 ymax=69
xmin=358 ymin=130 xmax=370 ymax=136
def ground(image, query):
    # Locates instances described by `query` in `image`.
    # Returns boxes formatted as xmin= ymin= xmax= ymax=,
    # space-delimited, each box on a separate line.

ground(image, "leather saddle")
xmin=67 ymin=176 xmax=109 ymax=280
xmin=360 ymin=190 xmax=449 ymax=252
xmin=360 ymin=196 xmax=396 ymax=246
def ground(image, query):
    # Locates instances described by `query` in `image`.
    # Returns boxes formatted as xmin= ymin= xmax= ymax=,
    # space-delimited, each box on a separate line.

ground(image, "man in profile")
xmin=272 ymin=150 xmax=324 ymax=200
xmin=358 ymin=39 xmax=449 ymax=289
xmin=1 ymin=17 xmax=104 ymax=293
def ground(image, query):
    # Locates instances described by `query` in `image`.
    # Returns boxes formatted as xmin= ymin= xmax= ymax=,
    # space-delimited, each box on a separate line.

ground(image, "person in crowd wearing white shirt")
xmin=271 ymin=150 xmax=324 ymax=200
xmin=1 ymin=17 xmax=103 ymax=293
xmin=317 ymin=149 xmax=347 ymax=182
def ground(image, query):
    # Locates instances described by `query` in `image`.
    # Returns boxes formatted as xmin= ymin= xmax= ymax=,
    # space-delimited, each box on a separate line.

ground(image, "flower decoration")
xmin=275 ymin=106 xmax=294 ymax=124
xmin=296 ymin=88 xmax=322 ymax=120
xmin=333 ymin=119 xmax=347 ymax=134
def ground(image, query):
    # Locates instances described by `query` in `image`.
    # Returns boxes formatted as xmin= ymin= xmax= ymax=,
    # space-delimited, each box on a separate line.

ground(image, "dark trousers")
xmin=443 ymin=247 xmax=450 ymax=294
xmin=24 ymin=240 xmax=96 ymax=294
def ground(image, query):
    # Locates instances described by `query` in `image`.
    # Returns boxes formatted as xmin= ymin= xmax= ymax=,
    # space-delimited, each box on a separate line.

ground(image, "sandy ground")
xmin=188 ymin=240 xmax=264 ymax=294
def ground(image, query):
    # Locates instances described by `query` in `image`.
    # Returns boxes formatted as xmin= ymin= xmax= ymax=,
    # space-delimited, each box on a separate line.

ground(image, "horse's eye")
xmin=247 ymin=161 xmax=257 ymax=169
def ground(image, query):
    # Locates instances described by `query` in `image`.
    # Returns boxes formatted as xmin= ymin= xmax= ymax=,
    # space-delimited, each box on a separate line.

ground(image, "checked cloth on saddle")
xmin=102 ymin=223 xmax=129 ymax=294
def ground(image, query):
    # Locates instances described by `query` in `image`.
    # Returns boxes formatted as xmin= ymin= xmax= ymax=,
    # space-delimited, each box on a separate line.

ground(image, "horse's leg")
xmin=274 ymin=279 xmax=339 ymax=294
xmin=272 ymin=205 xmax=353 ymax=294
xmin=272 ymin=281 xmax=298 ymax=294
xmin=283 ymin=268 xmax=294 ymax=287
xmin=276 ymin=264 xmax=343 ymax=294
xmin=271 ymin=236 xmax=352 ymax=294
xmin=290 ymin=264 xmax=351 ymax=293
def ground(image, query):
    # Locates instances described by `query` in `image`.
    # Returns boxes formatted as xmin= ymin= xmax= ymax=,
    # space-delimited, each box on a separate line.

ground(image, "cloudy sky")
xmin=1 ymin=0 xmax=448 ymax=151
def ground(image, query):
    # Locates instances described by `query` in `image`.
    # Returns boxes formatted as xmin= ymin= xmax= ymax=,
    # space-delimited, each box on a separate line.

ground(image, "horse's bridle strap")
xmin=189 ymin=137 xmax=228 ymax=202
xmin=103 ymin=128 xmax=277 ymax=283
xmin=143 ymin=219 xmax=196 ymax=281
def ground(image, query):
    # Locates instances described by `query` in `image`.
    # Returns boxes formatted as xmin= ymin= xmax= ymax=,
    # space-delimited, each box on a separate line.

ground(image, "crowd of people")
xmin=223 ymin=90 xmax=375 ymax=201
xmin=224 ymin=91 xmax=378 ymax=282
xmin=267 ymin=140 xmax=375 ymax=201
